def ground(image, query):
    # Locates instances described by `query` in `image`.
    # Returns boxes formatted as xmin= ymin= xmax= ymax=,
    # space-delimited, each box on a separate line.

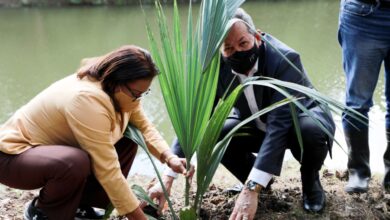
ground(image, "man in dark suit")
xmin=148 ymin=8 xmax=335 ymax=219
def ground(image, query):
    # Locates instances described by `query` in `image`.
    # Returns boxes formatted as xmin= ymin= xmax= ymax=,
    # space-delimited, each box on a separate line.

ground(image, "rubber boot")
xmin=344 ymin=129 xmax=371 ymax=193
xmin=383 ymin=129 xmax=390 ymax=192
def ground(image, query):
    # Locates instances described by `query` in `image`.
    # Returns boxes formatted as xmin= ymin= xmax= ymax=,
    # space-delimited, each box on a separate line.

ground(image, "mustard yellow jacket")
xmin=0 ymin=73 xmax=170 ymax=215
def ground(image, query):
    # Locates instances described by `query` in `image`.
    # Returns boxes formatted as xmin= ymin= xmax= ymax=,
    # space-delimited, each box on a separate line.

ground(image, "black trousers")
xmin=172 ymin=115 xmax=330 ymax=183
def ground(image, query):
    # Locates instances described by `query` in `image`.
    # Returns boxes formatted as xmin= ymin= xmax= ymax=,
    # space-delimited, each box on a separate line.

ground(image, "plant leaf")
xmin=289 ymin=103 xmax=304 ymax=162
xmin=200 ymin=0 xmax=245 ymax=71
xmin=103 ymin=203 xmax=114 ymax=220
xmin=131 ymin=184 xmax=158 ymax=210
xmin=179 ymin=206 xmax=197 ymax=220
xmin=124 ymin=124 xmax=178 ymax=220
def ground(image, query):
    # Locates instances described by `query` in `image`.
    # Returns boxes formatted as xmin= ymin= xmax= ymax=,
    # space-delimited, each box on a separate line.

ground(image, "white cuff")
xmin=163 ymin=167 xmax=178 ymax=179
xmin=247 ymin=168 xmax=273 ymax=188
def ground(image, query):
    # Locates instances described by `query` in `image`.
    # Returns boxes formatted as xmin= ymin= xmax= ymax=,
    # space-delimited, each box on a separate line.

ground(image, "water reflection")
xmin=0 ymin=1 xmax=387 ymax=175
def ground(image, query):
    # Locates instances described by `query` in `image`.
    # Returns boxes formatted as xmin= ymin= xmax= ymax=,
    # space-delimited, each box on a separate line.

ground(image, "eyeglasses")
xmin=123 ymin=84 xmax=151 ymax=101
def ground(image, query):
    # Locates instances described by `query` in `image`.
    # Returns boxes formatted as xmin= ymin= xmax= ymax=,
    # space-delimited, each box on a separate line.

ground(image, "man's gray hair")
xmin=233 ymin=8 xmax=256 ymax=35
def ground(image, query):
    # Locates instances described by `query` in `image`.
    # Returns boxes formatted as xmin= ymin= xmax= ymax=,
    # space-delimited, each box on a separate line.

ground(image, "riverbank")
xmin=1 ymin=161 xmax=389 ymax=219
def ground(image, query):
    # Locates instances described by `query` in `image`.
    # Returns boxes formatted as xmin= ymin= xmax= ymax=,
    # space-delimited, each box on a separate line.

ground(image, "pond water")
xmin=0 ymin=0 xmax=387 ymax=177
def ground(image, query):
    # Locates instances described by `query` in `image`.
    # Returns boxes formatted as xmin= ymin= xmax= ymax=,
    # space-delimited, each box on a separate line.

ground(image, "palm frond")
xmin=200 ymin=0 xmax=245 ymax=71
xmin=124 ymin=124 xmax=178 ymax=220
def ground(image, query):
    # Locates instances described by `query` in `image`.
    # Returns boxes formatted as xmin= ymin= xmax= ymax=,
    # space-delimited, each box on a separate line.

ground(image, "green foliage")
xmin=179 ymin=206 xmax=197 ymax=220
xmin=145 ymin=0 xmax=244 ymax=164
xmin=131 ymin=184 xmax=158 ymax=210
xmin=144 ymin=0 xmax=245 ymax=213
xmin=102 ymin=203 xmax=114 ymax=220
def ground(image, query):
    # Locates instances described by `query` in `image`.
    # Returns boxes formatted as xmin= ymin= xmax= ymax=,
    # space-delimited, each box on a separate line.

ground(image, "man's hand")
xmin=125 ymin=206 xmax=147 ymax=220
xmin=229 ymin=188 xmax=259 ymax=220
xmin=141 ymin=175 xmax=174 ymax=215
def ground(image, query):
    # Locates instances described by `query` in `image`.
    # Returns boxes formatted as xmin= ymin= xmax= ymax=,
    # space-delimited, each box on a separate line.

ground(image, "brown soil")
xmin=1 ymin=162 xmax=390 ymax=220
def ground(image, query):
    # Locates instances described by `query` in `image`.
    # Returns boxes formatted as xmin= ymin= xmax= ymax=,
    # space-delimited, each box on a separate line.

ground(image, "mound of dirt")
xmin=160 ymin=171 xmax=390 ymax=220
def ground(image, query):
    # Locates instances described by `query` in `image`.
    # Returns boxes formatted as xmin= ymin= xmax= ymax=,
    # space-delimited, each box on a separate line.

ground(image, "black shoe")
xmin=24 ymin=197 xmax=49 ymax=220
xmin=143 ymin=204 xmax=159 ymax=218
xmin=75 ymin=206 xmax=105 ymax=220
xmin=345 ymin=172 xmax=369 ymax=193
xmin=384 ymin=182 xmax=390 ymax=193
xmin=302 ymin=178 xmax=326 ymax=213
xmin=383 ymin=128 xmax=390 ymax=193
xmin=301 ymin=170 xmax=325 ymax=213
xmin=383 ymin=163 xmax=390 ymax=193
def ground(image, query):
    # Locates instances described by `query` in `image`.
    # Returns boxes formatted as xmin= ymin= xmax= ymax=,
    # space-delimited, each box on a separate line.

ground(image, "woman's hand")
xmin=167 ymin=157 xmax=195 ymax=179
xmin=141 ymin=175 xmax=175 ymax=215
xmin=125 ymin=206 xmax=147 ymax=220
xmin=161 ymin=151 xmax=195 ymax=179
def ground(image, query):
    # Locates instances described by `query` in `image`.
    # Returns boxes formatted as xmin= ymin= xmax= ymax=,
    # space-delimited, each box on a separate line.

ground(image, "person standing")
xmin=338 ymin=0 xmax=390 ymax=193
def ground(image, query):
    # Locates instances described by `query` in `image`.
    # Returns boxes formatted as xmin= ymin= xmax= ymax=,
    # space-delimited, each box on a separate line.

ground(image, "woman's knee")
xmin=52 ymin=147 xmax=91 ymax=181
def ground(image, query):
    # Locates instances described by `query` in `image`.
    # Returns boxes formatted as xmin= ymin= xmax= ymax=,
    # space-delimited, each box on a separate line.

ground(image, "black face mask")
xmin=223 ymin=43 xmax=259 ymax=74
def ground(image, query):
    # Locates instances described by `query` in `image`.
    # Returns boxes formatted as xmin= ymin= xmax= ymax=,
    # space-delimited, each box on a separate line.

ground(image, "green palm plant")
xmin=143 ymin=0 xmax=245 ymax=211
xmin=136 ymin=0 xmax=367 ymax=218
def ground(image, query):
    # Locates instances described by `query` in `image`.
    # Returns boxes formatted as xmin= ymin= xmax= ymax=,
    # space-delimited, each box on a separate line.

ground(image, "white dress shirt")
xmin=232 ymin=59 xmax=272 ymax=188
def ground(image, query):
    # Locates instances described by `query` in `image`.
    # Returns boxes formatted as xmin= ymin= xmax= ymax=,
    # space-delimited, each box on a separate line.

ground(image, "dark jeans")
xmin=173 ymin=115 xmax=329 ymax=183
xmin=338 ymin=0 xmax=390 ymax=130
xmin=0 ymin=137 xmax=137 ymax=220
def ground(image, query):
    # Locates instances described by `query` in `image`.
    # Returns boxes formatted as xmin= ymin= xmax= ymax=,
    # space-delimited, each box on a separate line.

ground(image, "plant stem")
xmin=193 ymin=187 xmax=200 ymax=211
xmin=145 ymin=151 xmax=178 ymax=220
xmin=196 ymin=197 xmax=203 ymax=217
xmin=184 ymin=158 xmax=191 ymax=206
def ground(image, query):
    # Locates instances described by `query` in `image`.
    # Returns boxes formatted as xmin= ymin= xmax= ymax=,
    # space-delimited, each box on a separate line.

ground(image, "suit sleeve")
xmin=253 ymin=52 xmax=309 ymax=175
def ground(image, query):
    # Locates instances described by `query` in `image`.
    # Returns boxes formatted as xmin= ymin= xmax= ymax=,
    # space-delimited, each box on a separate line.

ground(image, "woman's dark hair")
xmin=77 ymin=45 xmax=159 ymax=111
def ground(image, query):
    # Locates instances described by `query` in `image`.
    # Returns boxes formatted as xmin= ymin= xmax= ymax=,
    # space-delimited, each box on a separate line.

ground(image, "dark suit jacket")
xmin=215 ymin=33 xmax=335 ymax=176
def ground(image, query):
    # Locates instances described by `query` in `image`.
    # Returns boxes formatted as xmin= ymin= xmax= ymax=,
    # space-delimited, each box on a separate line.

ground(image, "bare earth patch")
xmin=1 ymin=162 xmax=390 ymax=220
